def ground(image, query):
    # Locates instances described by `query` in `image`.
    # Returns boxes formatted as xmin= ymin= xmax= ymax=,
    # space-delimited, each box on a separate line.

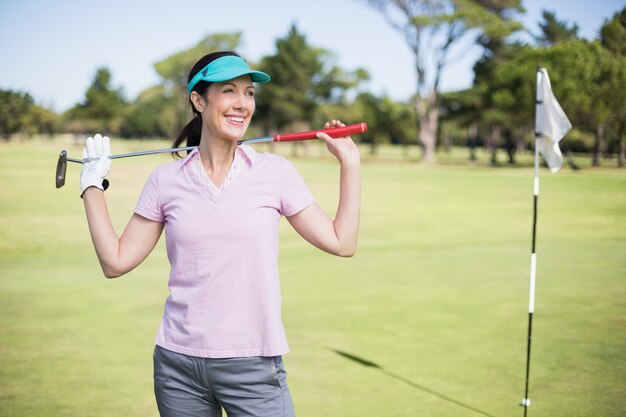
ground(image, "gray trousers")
xmin=153 ymin=346 xmax=296 ymax=417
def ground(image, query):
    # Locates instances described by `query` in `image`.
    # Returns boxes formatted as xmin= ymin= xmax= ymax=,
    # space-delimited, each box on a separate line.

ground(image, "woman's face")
xmin=197 ymin=75 xmax=256 ymax=143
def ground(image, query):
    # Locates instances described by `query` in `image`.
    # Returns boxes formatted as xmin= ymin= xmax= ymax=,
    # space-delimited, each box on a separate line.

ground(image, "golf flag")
xmin=523 ymin=68 xmax=574 ymax=415
xmin=535 ymin=68 xmax=572 ymax=173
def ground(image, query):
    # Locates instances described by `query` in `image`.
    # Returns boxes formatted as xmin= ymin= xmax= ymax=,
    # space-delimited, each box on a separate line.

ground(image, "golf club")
xmin=55 ymin=122 xmax=367 ymax=188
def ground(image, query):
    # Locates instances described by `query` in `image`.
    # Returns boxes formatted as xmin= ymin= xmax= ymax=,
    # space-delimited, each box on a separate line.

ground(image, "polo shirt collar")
xmin=238 ymin=144 xmax=256 ymax=164
xmin=178 ymin=147 xmax=200 ymax=169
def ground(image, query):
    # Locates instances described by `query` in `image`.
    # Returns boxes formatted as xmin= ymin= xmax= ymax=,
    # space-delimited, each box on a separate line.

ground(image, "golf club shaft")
xmin=65 ymin=146 xmax=198 ymax=163
xmin=68 ymin=123 xmax=367 ymax=163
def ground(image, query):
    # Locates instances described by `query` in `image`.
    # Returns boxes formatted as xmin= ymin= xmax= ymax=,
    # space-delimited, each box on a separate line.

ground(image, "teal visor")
xmin=187 ymin=56 xmax=271 ymax=94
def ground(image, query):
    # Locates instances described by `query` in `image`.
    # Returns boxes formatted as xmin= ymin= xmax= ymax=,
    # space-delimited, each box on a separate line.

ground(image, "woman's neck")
xmin=197 ymin=134 xmax=237 ymax=185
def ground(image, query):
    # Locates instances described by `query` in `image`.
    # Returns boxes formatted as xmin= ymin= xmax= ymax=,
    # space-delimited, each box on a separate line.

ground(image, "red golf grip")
xmin=274 ymin=122 xmax=367 ymax=142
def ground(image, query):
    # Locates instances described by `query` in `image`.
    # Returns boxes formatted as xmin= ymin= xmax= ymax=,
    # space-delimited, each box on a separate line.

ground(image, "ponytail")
xmin=172 ymin=114 xmax=202 ymax=158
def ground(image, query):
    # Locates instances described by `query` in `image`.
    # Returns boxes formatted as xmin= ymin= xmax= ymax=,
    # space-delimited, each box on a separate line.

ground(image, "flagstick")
xmin=522 ymin=68 xmax=543 ymax=416
xmin=522 ymin=139 xmax=539 ymax=416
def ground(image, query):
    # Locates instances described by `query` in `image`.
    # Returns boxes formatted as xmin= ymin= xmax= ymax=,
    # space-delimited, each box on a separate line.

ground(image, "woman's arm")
xmin=287 ymin=120 xmax=361 ymax=257
xmin=79 ymin=134 xmax=163 ymax=278
xmin=83 ymin=188 xmax=163 ymax=278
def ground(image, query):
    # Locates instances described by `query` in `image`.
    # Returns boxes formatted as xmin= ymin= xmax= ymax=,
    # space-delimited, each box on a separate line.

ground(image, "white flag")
xmin=535 ymin=68 xmax=572 ymax=173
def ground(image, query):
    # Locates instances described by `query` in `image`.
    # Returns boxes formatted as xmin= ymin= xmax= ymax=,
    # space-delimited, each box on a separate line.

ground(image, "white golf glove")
xmin=80 ymin=134 xmax=111 ymax=197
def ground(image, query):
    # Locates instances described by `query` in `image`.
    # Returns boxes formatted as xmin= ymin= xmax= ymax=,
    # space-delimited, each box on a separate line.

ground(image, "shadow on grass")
xmin=331 ymin=349 xmax=500 ymax=417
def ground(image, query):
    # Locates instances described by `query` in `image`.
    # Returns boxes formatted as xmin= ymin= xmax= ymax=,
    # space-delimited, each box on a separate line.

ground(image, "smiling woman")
xmin=171 ymin=51 xmax=267 ymax=156
xmin=78 ymin=50 xmax=362 ymax=417
xmin=191 ymin=76 xmax=257 ymax=144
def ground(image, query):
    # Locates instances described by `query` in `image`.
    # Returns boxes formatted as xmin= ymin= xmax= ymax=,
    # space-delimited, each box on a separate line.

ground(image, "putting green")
xmin=1 ymin=137 xmax=624 ymax=417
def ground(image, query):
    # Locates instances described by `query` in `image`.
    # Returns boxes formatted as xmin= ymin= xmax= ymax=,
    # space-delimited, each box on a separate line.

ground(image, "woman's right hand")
xmin=80 ymin=134 xmax=111 ymax=197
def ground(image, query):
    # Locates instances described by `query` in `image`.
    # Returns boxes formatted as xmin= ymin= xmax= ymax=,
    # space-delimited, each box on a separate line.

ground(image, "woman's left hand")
xmin=316 ymin=120 xmax=360 ymax=166
xmin=290 ymin=119 xmax=361 ymax=257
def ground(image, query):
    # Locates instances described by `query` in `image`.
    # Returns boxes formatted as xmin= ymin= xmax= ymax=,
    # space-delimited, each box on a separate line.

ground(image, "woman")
xmin=80 ymin=51 xmax=360 ymax=417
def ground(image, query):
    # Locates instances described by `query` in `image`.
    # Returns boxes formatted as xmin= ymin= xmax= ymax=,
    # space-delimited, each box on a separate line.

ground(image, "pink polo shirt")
xmin=134 ymin=145 xmax=314 ymax=358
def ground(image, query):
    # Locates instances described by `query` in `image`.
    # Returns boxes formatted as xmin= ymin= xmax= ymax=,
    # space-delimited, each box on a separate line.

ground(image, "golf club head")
xmin=56 ymin=150 xmax=67 ymax=188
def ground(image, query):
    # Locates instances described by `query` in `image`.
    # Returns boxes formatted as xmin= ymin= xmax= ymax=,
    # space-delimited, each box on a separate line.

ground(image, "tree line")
xmin=1 ymin=1 xmax=624 ymax=167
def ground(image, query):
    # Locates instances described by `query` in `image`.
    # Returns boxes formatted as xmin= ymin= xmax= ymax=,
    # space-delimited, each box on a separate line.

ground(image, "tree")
xmin=19 ymin=103 xmax=59 ymax=136
xmin=153 ymin=33 xmax=243 ymax=136
xmin=255 ymin=24 xmax=367 ymax=135
xmin=472 ymin=42 xmax=536 ymax=165
xmin=466 ymin=0 xmax=528 ymax=164
xmin=364 ymin=0 xmax=523 ymax=163
xmin=600 ymin=7 xmax=626 ymax=55
xmin=0 ymin=89 xmax=59 ymax=138
xmin=120 ymin=85 xmax=177 ymax=138
xmin=64 ymin=67 xmax=126 ymax=134
xmin=600 ymin=7 xmax=626 ymax=166
xmin=547 ymin=41 xmax=625 ymax=167
xmin=0 ymin=90 xmax=33 ymax=138
xmin=320 ymin=93 xmax=417 ymax=156
xmin=469 ymin=7 xmax=622 ymax=169
xmin=470 ymin=35 xmax=625 ymax=167
xmin=534 ymin=10 xmax=579 ymax=45
xmin=439 ymin=87 xmax=485 ymax=161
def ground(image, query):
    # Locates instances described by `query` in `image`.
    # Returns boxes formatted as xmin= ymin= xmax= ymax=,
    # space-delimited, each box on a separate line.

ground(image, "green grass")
xmin=1 ymin=137 xmax=625 ymax=417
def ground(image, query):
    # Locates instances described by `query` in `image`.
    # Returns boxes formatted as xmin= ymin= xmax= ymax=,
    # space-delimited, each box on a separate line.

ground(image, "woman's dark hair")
xmin=172 ymin=51 xmax=242 ymax=157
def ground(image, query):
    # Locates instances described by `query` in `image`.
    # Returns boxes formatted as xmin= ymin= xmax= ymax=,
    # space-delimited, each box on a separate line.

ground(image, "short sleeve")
xmin=134 ymin=167 xmax=164 ymax=222
xmin=279 ymin=158 xmax=315 ymax=217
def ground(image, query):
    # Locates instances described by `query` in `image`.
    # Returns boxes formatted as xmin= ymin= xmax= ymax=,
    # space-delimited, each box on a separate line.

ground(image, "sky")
xmin=0 ymin=0 xmax=623 ymax=112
